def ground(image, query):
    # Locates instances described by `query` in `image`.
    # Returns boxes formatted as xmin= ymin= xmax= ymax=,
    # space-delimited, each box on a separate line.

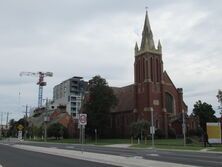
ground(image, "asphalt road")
xmin=0 ymin=144 xmax=118 ymax=167
xmin=15 ymin=141 xmax=222 ymax=167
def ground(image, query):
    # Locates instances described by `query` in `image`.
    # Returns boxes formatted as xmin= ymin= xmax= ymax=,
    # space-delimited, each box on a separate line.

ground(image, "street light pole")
xmin=0 ymin=112 xmax=3 ymax=139
xmin=150 ymin=108 xmax=155 ymax=149
xmin=182 ymin=109 xmax=186 ymax=146
xmin=24 ymin=105 xmax=28 ymax=140
xmin=44 ymin=118 xmax=47 ymax=142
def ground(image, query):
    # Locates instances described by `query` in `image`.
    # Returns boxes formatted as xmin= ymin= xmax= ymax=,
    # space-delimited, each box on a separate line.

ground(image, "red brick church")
xmin=111 ymin=11 xmax=188 ymax=138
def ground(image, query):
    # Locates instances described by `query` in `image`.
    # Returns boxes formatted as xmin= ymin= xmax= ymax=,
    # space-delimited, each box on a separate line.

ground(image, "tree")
xmin=130 ymin=120 xmax=150 ymax=139
xmin=192 ymin=100 xmax=217 ymax=131
xmin=47 ymin=123 xmax=68 ymax=139
xmin=7 ymin=118 xmax=28 ymax=137
xmin=216 ymin=89 xmax=222 ymax=114
xmin=83 ymin=75 xmax=117 ymax=138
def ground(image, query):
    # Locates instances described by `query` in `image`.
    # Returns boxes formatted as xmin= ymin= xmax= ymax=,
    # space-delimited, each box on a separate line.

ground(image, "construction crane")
xmin=19 ymin=71 xmax=53 ymax=108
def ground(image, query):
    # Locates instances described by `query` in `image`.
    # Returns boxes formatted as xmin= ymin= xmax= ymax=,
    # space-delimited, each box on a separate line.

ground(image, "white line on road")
xmin=65 ymin=146 xmax=75 ymax=149
xmin=49 ymin=147 xmax=57 ymax=149
xmin=147 ymin=154 xmax=160 ymax=157
xmin=133 ymin=156 xmax=143 ymax=159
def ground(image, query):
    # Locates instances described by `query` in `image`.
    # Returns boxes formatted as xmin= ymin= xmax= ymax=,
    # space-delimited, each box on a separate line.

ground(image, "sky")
xmin=0 ymin=0 xmax=221 ymax=123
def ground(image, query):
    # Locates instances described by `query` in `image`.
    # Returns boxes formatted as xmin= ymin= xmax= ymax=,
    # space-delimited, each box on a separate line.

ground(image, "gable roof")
xmin=163 ymin=71 xmax=178 ymax=90
xmin=111 ymin=84 xmax=134 ymax=113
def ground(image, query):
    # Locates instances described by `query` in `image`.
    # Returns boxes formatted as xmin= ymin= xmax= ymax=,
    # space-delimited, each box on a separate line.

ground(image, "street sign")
xmin=207 ymin=122 xmax=221 ymax=144
xmin=150 ymin=126 xmax=155 ymax=134
xmin=79 ymin=114 xmax=87 ymax=126
xmin=18 ymin=130 xmax=23 ymax=140
xmin=17 ymin=124 xmax=24 ymax=131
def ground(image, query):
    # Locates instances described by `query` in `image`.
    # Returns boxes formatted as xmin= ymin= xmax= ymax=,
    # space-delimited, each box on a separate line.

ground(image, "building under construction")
xmin=52 ymin=76 xmax=87 ymax=118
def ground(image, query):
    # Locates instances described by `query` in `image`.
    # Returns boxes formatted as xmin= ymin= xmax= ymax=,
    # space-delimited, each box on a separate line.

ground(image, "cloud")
xmin=0 ymin=0 xmax=222 ymax=123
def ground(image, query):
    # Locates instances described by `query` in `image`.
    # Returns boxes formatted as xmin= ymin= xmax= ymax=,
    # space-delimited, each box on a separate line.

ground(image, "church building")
xmin=111 ymin=11 xmax=188 ymax=138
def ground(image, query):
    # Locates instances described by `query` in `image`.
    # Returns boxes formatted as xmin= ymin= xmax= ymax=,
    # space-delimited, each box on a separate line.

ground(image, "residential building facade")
xmin=52 ymin=76 xmax=87 ymax=117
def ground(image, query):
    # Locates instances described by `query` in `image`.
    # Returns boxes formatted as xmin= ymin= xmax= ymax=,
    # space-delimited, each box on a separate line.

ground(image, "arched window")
xmin=156 ymin=58 xmax=159 ymax=82
xmin=165 ymin=92 xmax=174 ymax=113
xmin=150 ymin=57 xmax=153 ymax=81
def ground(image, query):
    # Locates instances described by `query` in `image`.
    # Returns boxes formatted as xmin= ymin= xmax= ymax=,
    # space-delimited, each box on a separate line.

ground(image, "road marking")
xmin=0 ymin=164 xmax=3 ymax=167
xmin=49 ymin=147 xmax=57 ymax=149
xmin=65 ymin=146 xmax=75 ymax=149
xmin=147 ymin=154 xmax=160 ymax=157
xmin=133 ymin=156 xmax=143 ymax=159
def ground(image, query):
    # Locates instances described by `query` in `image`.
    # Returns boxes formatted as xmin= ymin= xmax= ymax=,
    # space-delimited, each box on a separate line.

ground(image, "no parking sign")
xmin=79 ymin=114 xmax=87 ymax=126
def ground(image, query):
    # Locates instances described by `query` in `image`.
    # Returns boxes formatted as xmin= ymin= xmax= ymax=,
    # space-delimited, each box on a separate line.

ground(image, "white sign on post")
xmin=18 ymin=130 xmax=23 ymax=140
xmin=150 ymin=126 xmax=155 ymax=134
xmin=79 ymin=114 xmax=87 ymax=126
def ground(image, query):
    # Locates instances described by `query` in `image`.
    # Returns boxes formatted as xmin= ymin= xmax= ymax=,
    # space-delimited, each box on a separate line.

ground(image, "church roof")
xmin=111 ymin=84 xmax=134 ymax=113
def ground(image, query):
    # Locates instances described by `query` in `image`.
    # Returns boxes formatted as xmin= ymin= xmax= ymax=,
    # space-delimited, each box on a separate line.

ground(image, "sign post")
xmin=79 ymin=114 xmax=87 ymax=145
xmin=17 ymin=124 xmax=24 ymax=141
xmin=207 ymin=122 xmax=221 ymax=144
xmin=150 ymin=108 xmax=155 ymax=149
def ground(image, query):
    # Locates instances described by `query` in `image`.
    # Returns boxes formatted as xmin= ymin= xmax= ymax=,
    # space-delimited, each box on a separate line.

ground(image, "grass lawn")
xmin=28 ymin=138 xmax=132 ymax=145
xmin=209 ymin=144 xmax=222 ymax=152
xmin=131 ymin=138 xmax=202 ymax=150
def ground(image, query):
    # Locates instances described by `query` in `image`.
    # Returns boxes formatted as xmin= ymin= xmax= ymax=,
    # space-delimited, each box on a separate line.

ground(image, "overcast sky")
xmin=0 ymin=0 xmax=221 ymax=123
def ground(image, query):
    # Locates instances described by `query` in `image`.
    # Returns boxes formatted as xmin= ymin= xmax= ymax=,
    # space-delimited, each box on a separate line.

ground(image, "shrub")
xmin=155 ymin=129 xmax=165 ymax=139
xmin=168 ymin=128 xmax=176 ymax=138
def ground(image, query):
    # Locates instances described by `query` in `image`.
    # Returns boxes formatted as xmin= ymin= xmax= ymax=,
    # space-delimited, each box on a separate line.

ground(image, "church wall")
xmin=109 ymin=11 xmax=187 ymax=138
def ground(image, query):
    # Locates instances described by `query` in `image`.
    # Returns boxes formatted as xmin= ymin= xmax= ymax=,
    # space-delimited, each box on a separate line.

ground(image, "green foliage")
xmin=216 ymin=89 xmax=222 ymax=114
xmin=47 ymin=123 xmax=68 ymax=139
xmin=31 ymin=125 xmax=43 ymax=138
xmin=168 ymin=128 xmax=176 ymax=138
xmin=186 ymin=137 xmax=193 ymax=144
xmin=217 ymin=89 xmax=222 ymax=104
xmin=84 ymin=75 xmax=117 ymax=138
xmin=130 ymin=120 xmax=150 ymax=138
xmin=188 ymin=127 xmax=203 ymax=137
xmin=7 ymin=118 xmax=29 ymax=137
xmin=155 ymin=129 xmax=165 ymax=139
xmin=192 ymin=100 xmax=217 ymax=131
xmin=7 ymin=119 xmax=17 ymax=137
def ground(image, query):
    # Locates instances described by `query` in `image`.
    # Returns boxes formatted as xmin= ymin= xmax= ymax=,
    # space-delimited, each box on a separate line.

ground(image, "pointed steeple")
xmin=140 ymin=10 xmax=155 ymax=51
xmin=135 ymin=42 xmax=139 ymax=53
xmin=157 ymin=39 xmax=162 ymax=52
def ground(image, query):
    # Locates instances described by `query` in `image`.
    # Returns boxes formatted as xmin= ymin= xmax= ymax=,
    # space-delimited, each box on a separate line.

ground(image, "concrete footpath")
xmin=13 ymin=144 xmax=198 ymax=167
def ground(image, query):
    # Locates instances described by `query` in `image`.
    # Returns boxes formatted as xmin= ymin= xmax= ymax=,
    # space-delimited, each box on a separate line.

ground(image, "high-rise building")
xmin=52 ymin=76 xmax=87 ymax=117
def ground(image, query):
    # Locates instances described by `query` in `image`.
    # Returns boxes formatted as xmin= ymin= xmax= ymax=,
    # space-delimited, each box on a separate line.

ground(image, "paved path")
xmin=200 ymin=148 xmax=216 ymax=152
xmin=106 ymin=144 xmax=132 ymax=148
xmin=13 ymin=144 xmax=198 ymax=167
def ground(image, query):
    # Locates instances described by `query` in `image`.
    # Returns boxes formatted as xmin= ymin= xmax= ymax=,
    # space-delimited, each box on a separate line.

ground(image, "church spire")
xmin=140 ymin=10 xmax=155 ymax=51
xmin=135 ymin=42 xmax=139 ymax=54
xmin=157 ymin=39 xmax=162 ymax=52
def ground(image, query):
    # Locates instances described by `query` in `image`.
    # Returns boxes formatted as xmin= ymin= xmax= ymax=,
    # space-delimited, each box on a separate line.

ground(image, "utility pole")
xmin=182 ymin=110 xmax=186 ymax=146
xmin=44 ymin=98 xmax=49 ymax=142
xmin=22 ymin=105 xmax=30 ymax=140
xmin=150 ymin=108 xmax=155 ymax=149
xmin=6 ymin=112 xmax=9 ymax=129
xmin=44 ymin=116 xmax=47 ymax=142
xmin=25 ymin=105 xmax=28 ymax=140
xmin=0 ymin=112 xmax=3 ymax=139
